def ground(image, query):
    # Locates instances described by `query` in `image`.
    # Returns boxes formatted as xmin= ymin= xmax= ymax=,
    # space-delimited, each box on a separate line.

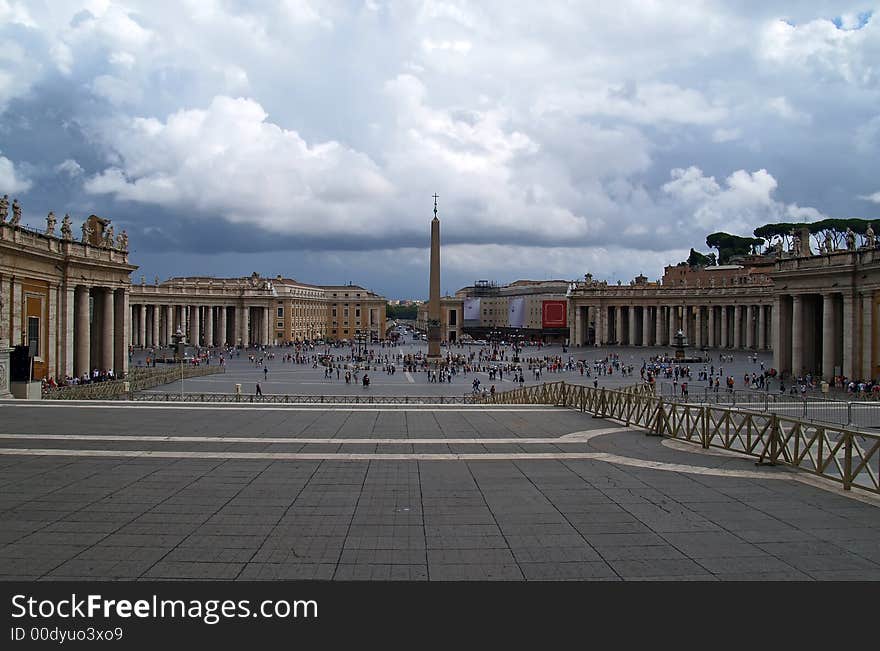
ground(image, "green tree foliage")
xmin=754 ymin=218 xmax=875 ymax=252
xmin=705 ymin=232 xmax=764 ymax=264
xmin=386 ymin=303 xmax=418 ymax=320
xmin=681 ymin=248 xmax=717 ymax=267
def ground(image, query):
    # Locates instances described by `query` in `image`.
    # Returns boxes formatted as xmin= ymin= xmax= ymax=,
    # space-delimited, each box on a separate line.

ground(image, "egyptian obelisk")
xmin=427 ymin=194 xmax=442 ymax=362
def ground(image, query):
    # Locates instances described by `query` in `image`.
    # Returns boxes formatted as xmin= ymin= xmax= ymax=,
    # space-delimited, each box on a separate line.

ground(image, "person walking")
xmin=255 ymin=382 xmax=262 ymax=397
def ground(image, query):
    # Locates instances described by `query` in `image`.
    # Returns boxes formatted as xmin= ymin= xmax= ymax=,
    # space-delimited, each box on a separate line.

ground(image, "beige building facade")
xmin=129 ymin=275 xmax=386 ymax=348
xmin=1 ymin=214 xmax=137 ymax=387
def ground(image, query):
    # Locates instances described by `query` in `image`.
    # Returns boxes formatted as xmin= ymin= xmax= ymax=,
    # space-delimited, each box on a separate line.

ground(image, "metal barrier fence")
xmin=132 ymin=393 xmax=479 ymax=404
xmin=480 ymin=380 xmax=879 ymax=495
xmin=658 ymin=383 xmax=879 ymax=429
xmin=42 ymin=365 xmax=226 ymax=400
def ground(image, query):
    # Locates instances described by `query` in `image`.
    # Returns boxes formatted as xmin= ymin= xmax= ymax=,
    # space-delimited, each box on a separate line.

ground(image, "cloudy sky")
xmin=1 ymin=1 xmax=879 ymax=298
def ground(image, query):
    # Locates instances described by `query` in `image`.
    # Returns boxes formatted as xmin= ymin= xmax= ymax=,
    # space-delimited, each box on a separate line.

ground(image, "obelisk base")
xmin=427 ymin=325 xmax=442 ymax=364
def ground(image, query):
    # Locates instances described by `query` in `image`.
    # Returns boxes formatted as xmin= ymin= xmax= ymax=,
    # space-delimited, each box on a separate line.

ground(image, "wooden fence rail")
xmin=478 ymin=380 xmax=879 ymax=495
xmin=42 ymin=366 xmax=226 ymax=400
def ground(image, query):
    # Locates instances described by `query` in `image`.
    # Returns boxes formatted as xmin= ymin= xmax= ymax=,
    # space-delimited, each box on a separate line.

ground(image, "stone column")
xmin=61 ymin=285 xmax=75 ymax=378
xmin=615 ymin=306 xmax=623 ymax=344
xmin=791 ymin=295 xmax=803 ymax=377
xmin=758 ymin=305 xmax=767 ymax=349
xmin=114 ymin=288 xmax=129 ymax=376
xmin=707 ymin=306 xmax=716 ymax=348
xmin=262 ymin=306 xmax=270 ymax=345
xmin=137 ymin=305 xmax=146 ymax=348
xmin=190 ymin=305 xmax=200 ymax=347
xmin=165 ymin=305 xmax=173 ymax=345
xmin=720 ymin=306 xmax=728 ymax=348
xmin=733 ymin=305 xmax=742 ymax=350
xmin=842 ymin=294 xmax=855 ymax=379
xmin=862 ymin=292 xmax=874 ymax=380
xmin=574 ymin=305 xmax=583 ymax=347
xmin=772 ymin=296 xmax=784 ymax=373
xmin=642 ymin=307 xmax=651 ymax=346
xmin=240 ymin=307 xmax=250 ymax=347
xmin=74 ymin=286 xmax=91 ymax=378
xmin=628 ymin=307 xmax=636 ymax=346
xmin=151 ymin=305 xmax=160 ymax=349
xmin=651 ymin=306 xmax=660 ymax=346
xmin=218 ymin=306 xmax=227 ymax=347
xmin=205 ymin=306 xmax=214 ymax=347
xmin=101 ymin=288 xmax=114 ymax=371
xmin=822 ymin=294 xmax=835 ymax=381
xmin=668 ymin=306 xmax=676 ymax=344
xmin=694 ymin=307 xmax=703 ymax=348
xmin=746 ymin=305 xmax=755 ymax=349
xmin=601 ymin=306 xmax=610 ymax=344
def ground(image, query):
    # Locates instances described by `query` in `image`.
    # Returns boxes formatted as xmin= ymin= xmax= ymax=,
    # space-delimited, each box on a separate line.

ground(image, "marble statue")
xmin=117 ymin=229 xmax=128 ymax=251
xmin=866 ymin=223 xmax=875 ymax=248
xmin=0 ymin=194 xmax=8 ymax=222
xmin=824 ymin=232 xmax=833 ymax=254
xmin=792 ymin=230 xmax=801 ymax=256
xmin=154 ymin=275 xmax=160 ymax=285
xmin=10 ymin=198 xmax=21 ymax=226
xmin=845 ymin=227 xmax=856 ymax=251
xmin=81 ymin=221 xmax=92 ymax=243
xmin=45 ymin=211 xmax=56 ymax=236
xmin=60 ymin=214 xmax=72 ymax=240
xmin=103 ymin=224 xmax=114 ymax=248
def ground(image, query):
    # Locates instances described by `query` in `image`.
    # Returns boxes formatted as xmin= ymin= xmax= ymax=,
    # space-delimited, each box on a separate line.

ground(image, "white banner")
xmin=463 ymin=297 xmax=481 ymax=322
xmin=508 ymin=297 xmax=525 ymax=328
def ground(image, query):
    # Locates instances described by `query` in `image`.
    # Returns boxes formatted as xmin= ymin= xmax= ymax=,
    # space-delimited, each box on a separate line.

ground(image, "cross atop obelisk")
xmin=427 ymin=194 xmax=442 ymax=362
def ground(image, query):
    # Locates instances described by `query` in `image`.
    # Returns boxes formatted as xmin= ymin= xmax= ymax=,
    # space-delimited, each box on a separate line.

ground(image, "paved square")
xmin=0 ymin=400 xmax=878 ymax=581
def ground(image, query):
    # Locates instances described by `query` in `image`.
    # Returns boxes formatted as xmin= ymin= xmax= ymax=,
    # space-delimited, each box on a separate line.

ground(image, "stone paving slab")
xmin=0 ymin=401 xmax=878 ymax=581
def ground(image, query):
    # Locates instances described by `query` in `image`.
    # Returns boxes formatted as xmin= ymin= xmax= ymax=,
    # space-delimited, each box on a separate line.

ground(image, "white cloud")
xmin=860 ymin=191 xmax=880 ymax=204
xmin=0 ymin=154 xmax=32 ymax=193
xmin=759 ymin=16 xmax=880 ymax=85
xmin=0 ymin=0 xmax=36 ymax=27
xmin=662 ymin=166 xmax=826 ymax=235
xmin=767 ymin=96 xmax=811 ymax=124
xmin=712 ymin=127 xmax=742 ymax=143
xmin=84 ymin=95 xmax=394 ymax=234
xmin=55 ymin=158 xmax=84 ymax=177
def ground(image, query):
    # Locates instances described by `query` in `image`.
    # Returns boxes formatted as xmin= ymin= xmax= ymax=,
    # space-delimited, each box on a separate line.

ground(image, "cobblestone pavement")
xmin=132 ymin=343 xmax=776 ymax=398
xmin=1 ymin=400 xmax=878 ymax=581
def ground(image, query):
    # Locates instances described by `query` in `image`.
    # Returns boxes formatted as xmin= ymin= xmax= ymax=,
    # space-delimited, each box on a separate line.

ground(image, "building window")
xmin=332 ymin=308 xmax=337 ymax=317
xmin=27 ymin=316 xmax=40 ymax=357
xmin=355 ymin=308 xmax=360 ymax=318
xmin=277 ymin=307 xmax=284 ymax=317
xmin=277 ymin=321 xmax=284 ymax=328
xmin=449 ymin=309 xmax=457 ymax=326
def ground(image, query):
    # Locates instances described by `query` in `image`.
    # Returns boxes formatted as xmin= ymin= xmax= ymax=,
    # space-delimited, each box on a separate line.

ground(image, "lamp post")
xmin=355 ymin=329 xmax=366 ymax=360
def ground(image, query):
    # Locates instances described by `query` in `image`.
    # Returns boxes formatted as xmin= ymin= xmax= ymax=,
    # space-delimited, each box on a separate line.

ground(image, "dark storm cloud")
xmin=1 ymin=1 xmax=879 ymax=297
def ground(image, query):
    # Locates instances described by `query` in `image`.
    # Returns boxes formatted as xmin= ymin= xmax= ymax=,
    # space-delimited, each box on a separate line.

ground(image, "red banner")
xmin=541 ymin=300 xmax=567 ymax=328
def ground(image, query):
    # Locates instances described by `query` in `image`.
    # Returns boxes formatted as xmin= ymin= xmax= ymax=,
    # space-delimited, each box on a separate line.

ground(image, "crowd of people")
xmin=40 ymin=336 xmax=880 ymax=402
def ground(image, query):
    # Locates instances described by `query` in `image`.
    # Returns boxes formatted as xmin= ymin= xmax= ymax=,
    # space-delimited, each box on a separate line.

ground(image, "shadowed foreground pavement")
xmin=0 ymin=401 xmax=878 ymax=581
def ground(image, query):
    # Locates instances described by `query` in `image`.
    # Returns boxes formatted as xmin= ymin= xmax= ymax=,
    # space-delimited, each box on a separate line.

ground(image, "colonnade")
xmin=71 ymin=285 xmax=129 ymax=378
xmin=571 ymin=303 xmax=772 ymax=351
xmin=773 ymin=290 xmax=876 ymax=381
xmin=129 ymin=304 xmax=273 ymax=348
